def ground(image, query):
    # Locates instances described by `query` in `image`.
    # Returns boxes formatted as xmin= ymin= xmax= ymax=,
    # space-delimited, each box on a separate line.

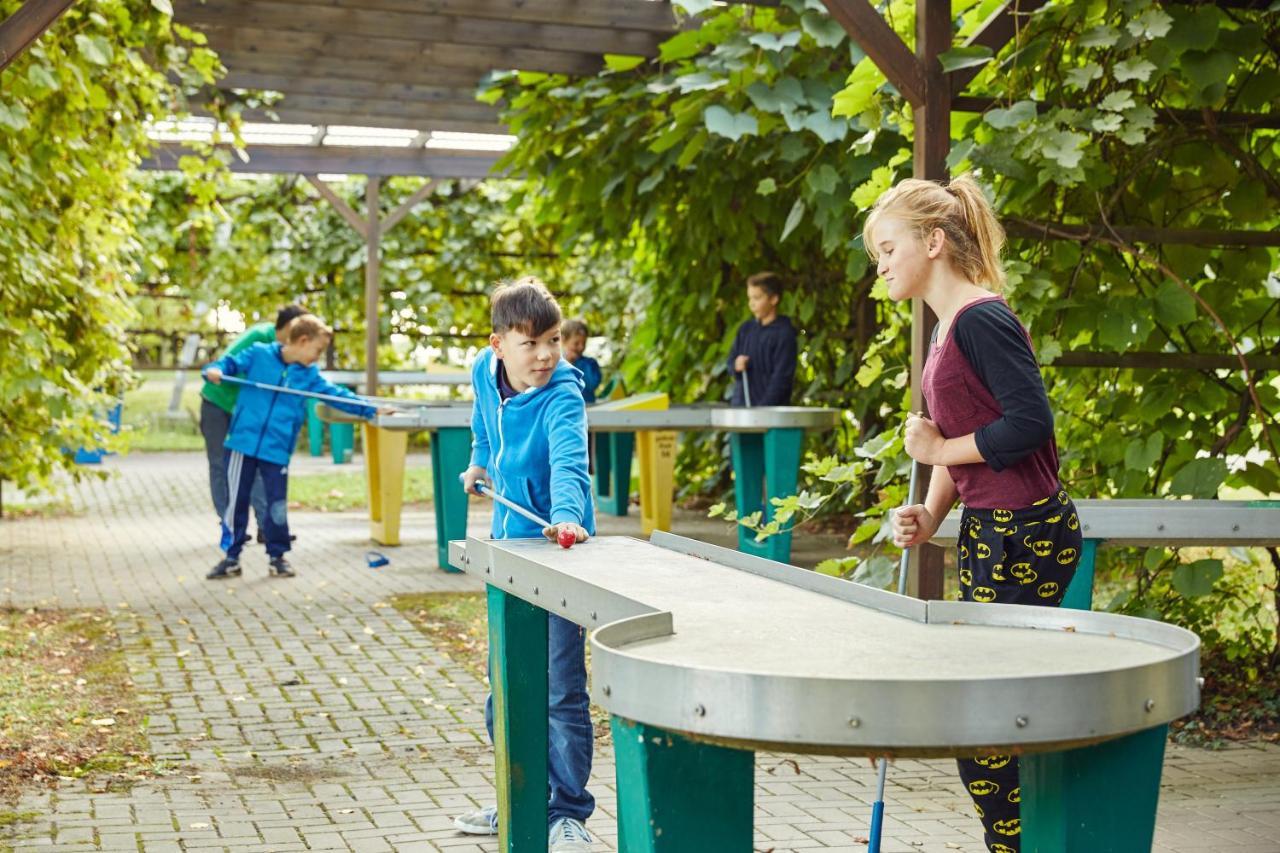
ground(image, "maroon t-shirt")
xmin=921 ymin=296 xmax=1061 ymax=510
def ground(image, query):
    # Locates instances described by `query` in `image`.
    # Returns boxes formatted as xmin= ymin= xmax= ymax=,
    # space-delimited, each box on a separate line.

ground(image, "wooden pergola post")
xmin=304 ymin=173 xmax=440 ymax=394
xmin=821 ymin=0 xmax=1044 ymax=599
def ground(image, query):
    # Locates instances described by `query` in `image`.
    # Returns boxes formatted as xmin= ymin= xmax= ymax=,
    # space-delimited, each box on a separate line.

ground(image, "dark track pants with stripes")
xmin=954 ymin=487 xmax=1083 ymax=853
xmin=222 ymin=449 xmax=291 ymax=560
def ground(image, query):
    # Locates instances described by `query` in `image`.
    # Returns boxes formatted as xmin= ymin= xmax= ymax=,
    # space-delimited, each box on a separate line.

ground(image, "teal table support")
xmin=1060 ymin=539 xmax=1099 ymax=611
xmin=430 ymin=427 xmax=472 ymax=572
xmin=594 ymin=433 xmax=635 ymax=517
xmin=1021 ymin=725 xmax=1168 ymax=852
xmin=730 ymin=429 xmax=803 ymax=563
xmin=611 ymin=718 xmax=754 ymax=853
xmin=330 ymin=422 xmax=354 ymax=464
xmin=487 ymin=586 xmax=549 ymax=851
xmin=306 ymin=400 xmax=325 ymax=457
xmin=1018 ymin=535 xmax=1168 ymax=851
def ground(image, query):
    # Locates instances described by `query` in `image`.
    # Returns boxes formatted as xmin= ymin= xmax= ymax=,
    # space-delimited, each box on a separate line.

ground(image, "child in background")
xmin=874 ymin=175 xmax=1082 ymax=853
xmin=202 ymin=316 xmax=383 ymax=580
xmin=456 ymin=278 xmax=596 ymax=852
xmin=560 ymin=319 xmax=602 ymax=403
xmin=727 ymin=271 xmax=798 ymax=406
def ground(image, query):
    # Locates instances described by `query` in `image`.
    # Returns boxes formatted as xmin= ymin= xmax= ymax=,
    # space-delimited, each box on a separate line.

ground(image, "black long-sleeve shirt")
xmin=727 ymin=316 xmax=798 ymax=406
xmin=949 ymin=300 xmax=1055 ymax=471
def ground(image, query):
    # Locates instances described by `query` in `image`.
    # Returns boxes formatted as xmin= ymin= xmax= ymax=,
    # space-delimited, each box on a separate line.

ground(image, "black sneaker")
xmin=268 ymin=556 xmax=295 ymax=578
xmin=207 ymin=558 xmax=242 ymax=580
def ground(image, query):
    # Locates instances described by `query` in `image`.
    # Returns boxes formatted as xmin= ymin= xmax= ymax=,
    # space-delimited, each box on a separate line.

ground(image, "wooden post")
xmin=365 ymin=176 xmax=381 ymax=396
xmin=908 ymin=0 xmax=951 ymax=601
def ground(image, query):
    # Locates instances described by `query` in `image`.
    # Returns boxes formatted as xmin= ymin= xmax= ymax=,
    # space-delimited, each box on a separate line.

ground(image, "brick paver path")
xmin=2 ymin=452 xmax=1277 ymax=852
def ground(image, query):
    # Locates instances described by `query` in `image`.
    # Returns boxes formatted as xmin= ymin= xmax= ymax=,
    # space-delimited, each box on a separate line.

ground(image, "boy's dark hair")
xmin=275 ymin=304 xmax=307 ymax=330
xmin=491 ymin=277 xmax=562 ymax=337
xmin=746 ymin=271 xmax=784 ymax=299
xmin=561 ymin=318 xmax=589 ymax=339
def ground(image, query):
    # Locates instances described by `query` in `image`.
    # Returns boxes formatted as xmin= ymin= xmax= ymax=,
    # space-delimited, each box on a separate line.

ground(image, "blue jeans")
xmin=200 ymin=399 xmax=267 ymax=535
xmin=486 ymin=612 xmax=595 ymax=824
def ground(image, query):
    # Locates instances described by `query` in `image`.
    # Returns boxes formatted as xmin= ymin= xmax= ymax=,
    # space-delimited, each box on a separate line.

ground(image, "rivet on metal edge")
xmin=508 ymin=576 xmax=514 ymax=584
xmin=591 ymin=611 xmax=598 ymax=621
xmin=694 ymin=704 xmax=706 ymax=717
xmin=561 ymin=598 xmax=567 ymax=607
xmin=847 ymin=717 xmax=861 ymax=729
xmin=1144 ymin=699 xmax=1155 ymax=712
xmin=602 ymin=686 xmax=611 ymax=697
xmin=485 ymin=567 xmax=491 ymax=574
xmin=534 ymin=587 xmax=539 ymax=596
xmin=1157 ymin=523 xmax=1165 ymax=531
xmin=1015 ymin=715 xmax=1029 ymax=728
xmin=1232 ymin=524 xmax=1240 ymax=532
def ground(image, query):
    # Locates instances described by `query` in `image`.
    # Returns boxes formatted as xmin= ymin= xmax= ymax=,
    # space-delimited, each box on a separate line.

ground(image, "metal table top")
xmin=318 ymin=403 xmax=842 ymax=433
xmin=450 ymin=532 xmax=1199 ymax=757
xmin=933 ymin=499 xmax=1280 ymax=547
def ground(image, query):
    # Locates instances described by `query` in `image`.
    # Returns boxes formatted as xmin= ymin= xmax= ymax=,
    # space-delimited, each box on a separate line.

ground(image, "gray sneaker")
xmin=206 ymin=558 xmax=241 ymax=580
xmin=549 ymin=817 xmax=593 ymax=852
xmin=453 ymin=804 xmax=498 ymax=836
xmin=268 ymin=556 xmax=295 ymax=578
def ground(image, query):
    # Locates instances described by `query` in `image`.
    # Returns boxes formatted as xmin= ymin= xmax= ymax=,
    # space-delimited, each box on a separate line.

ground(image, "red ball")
xmin=557 ymin=528 xmax=577 ymax=550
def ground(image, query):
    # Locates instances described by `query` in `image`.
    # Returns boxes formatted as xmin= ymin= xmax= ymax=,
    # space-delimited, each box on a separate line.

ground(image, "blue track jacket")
xmin=205 ymin=343 xmax=375 ymax=466
xmin=468 ymin=349 xmax=595 ymax=539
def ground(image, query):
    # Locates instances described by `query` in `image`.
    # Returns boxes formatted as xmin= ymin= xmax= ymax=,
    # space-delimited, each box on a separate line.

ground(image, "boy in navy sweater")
xmin=727 ymin=271 xmax=798 ymax=406
xmin=455 ymin=278 xmax=596 ymax=852
xmin=202 ymin=316 xmax=379 ymax=579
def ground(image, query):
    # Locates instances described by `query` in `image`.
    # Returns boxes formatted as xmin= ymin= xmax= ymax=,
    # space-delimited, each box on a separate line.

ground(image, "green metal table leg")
xmin=1060 ymin=539 xmax=1099 ymax=612
xmin=330 ymin=422 xmax=354 ymax=464
xmin=594 ymin=432 xmax=635 ymax=517
xmin=731 ymin=429 xmax=803 ymax=563
xmin=306 ymin=400 xmax=325 ymax=456
xmin=1021 ymin=724 xmax=1168 ymax=853
xmin=611 ymin=717 xmax=754 ymax=853
xmin=430 ymin=427 xmax=472 ymax=572
xmin=488 ymin=587 xmax=549 ymax=852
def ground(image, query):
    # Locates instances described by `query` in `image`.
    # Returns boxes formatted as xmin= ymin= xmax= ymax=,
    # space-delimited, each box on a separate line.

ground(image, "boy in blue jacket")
xmin=202 ymin=315 xmax=378 ymax=579
xmin=456 ymin=278 xmax=596 ymax=853
xmin=560 ymin=319 xmax=602 ymax=403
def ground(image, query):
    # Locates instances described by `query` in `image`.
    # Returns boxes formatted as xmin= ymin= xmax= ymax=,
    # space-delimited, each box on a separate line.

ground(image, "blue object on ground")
xmin=365 ymin=550 xmax=390 ymax=568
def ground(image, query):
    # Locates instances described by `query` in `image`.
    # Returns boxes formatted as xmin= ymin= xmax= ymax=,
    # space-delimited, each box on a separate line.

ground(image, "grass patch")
xmin=290 ymin=464 xmax=434 ymax=512
xmin=391 ymin=592 xmax=487 ymax=678
xmin=121 ymin=377 xmax=205 ymax=453
xmin=0 ymin=810 xmax=37 ymax=827
xmin=0 ymin=494 xmax=77 ymax=521
xmin=0 ymin=608 xmax=156 ymax=803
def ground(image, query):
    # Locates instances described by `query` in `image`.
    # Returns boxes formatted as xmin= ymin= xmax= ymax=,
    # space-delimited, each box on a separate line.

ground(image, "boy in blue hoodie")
xmin=455 ymin=278 xmax=596 ymax=853
xmin=202 ymin=315 xmax=378 ymax=579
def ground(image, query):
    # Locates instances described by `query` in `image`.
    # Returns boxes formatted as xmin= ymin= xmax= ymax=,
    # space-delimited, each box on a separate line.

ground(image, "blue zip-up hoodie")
xmin=468 ymin=348 xmax=596 ymax=539
xmin=205 ymin=342 xmax=375 ymax=466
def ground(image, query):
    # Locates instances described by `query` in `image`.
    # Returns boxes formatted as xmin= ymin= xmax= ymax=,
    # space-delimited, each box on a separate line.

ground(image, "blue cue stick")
xmin=869 ymin=459 xmax=921 ymax=853
xmin=214 ymin=374 xmax=408 ymax=410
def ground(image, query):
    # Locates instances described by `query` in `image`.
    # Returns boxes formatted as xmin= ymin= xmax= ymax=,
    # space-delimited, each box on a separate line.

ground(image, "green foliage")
xmin=0 ymin=0 xmax=221 ymax=491
xmin=133 ymin=175 xmax=635 ymax=370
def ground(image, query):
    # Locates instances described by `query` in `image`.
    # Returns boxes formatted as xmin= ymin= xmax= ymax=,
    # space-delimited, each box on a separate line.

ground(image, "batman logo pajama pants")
xmin=954 ymin=487 xmax=1083 ymax=852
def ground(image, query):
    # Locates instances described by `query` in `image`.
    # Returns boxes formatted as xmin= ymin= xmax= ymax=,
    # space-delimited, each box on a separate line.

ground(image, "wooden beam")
xmin=143 ymin=143 xmax=502 ymax=178
xmin=382 ymin=179 xmax=439 ymax=233
xmin=305 ymin=174 xmax=370 ymax=238
xmin=245 ymin=93 xmax=500 ymax=125
xmin=260 ymin=0 xmax=680 ymax=33
xmin=214 ymin=51 xmax=485 ymax=89
xmin=950 ymin=0 xmax=1049 ymax=96
xmin=954 ymin=95 xmax=1280 ymax=129
xmin=365 ymin=176 xmax=381 ymax=395
xmin=1005 ymin=218 xmax=1280 ymax=248
xmin=197 ymin=24 xmax=606 ymax=76
xmin=176 ymin=0 xmax=665 ymax=57
xmin=219 ymin=72 xmax=482 ymax=105
xmin=818 ymin=0 xmax=926 ymax=106
xmin=0 ymin=0 xmax=75 ymax=70
xmin=223 ymin=107 xmax=506 ymax=135
xmin=1052 ymin=351 xmax=1280 ymax=372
